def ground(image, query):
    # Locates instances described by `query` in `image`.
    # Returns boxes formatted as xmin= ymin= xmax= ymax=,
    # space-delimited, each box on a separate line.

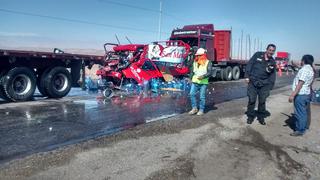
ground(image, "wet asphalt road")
xmin=0 ymin=75 xmax=294 ymax=164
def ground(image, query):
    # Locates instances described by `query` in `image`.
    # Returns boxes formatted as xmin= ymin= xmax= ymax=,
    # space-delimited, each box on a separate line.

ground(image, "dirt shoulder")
xmin=1 ymin=82 xmax=320 ymax=180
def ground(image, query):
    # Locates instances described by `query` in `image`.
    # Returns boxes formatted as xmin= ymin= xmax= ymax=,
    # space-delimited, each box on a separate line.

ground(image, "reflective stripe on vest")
xmin=192 ymin=60 xmax=209 ymax=84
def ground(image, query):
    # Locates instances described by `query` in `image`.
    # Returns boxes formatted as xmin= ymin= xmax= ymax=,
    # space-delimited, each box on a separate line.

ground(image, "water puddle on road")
xmin=0 ymin=75 xmax=294 ymax=163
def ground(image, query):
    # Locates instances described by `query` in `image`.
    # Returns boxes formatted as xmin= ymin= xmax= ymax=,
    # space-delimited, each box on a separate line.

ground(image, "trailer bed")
xmin=0 ymin=49 xmax=104 ymax=102
xmin=0 ymin=49 xmax=104 ymax=63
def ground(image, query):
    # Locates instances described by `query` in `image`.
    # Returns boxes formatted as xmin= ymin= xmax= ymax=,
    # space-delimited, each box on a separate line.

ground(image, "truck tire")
xmin=2 ymin=67 xmax=37 ymax=102
xmin=224 ymin=66 xmax=233 ymax=81
xmin=103 ymin=88 xmax=114 ymax=98
xmin=37 ymin=68 xmax=51 ymax=97
xmin=44 ymin=67 xmax=72 ymax=98
xmin=0 ymin=71 xmax=11 ymax=101
xmin=219 ymin=68 xmax=225 ymax=80
xmin=232 ymin=66 xmax=240 ymax=80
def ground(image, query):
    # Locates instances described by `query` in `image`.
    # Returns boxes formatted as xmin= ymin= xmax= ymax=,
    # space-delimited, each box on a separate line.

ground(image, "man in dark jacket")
xmin=245 ymin=44 xmax=276 ymax=125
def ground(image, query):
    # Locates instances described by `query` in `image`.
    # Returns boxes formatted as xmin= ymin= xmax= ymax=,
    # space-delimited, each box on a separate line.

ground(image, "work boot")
xmin=290 ymin=131 xmax=304 ymax=137
xmin=258 ymin=118 xmax=266 ymax=125
xmin=196 ymin=110 xmax=204 ymax=116
xmin=247 ymin=117 xmax=254 ymax=124
xmin=188 ymin=108 xmax=198 ymax=115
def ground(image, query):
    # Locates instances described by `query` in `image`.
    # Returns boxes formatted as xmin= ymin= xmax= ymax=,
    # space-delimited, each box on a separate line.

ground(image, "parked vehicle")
xmin=0 ymin=49 xmax=103 ymax=102
xmin=275 ymin=51 xmax=291 ymax=71
xmin=170 ymin=24 xmax=248 ymax=81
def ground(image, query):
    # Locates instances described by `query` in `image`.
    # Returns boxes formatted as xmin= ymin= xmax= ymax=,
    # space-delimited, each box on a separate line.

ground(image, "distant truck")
xmin=275 ymin=51 xmax=291 ymax=71
xmin=0 ymin=49 xmax=103 ymax=102
xmin=170 ymin=24 xmax=248 ymax=81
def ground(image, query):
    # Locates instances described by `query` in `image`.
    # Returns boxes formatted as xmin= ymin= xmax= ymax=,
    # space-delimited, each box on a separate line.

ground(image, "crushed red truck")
xmin=0 ymin=24 xmax=250 ymax=102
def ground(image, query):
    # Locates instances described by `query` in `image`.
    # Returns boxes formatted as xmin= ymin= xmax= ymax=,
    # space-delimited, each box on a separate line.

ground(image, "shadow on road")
xmin=205 ymin=104 xmax=218 ymax=113
xmin=282 ymin=113 xmax=295 ymax=131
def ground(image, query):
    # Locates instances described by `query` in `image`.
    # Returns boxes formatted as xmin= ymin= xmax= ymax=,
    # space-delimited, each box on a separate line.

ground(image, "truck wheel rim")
xmin=234 ymin=69 xmax=240 ymax=78
xmin=12 ymin=74 xmax=32 ymax=96
xmin=103 ymin=89 xmax=113 ymax=98
xmin=53 ymin=73 xmax=68 ymax=92
xmin=227 ymin=71 xmax=232 ymax=79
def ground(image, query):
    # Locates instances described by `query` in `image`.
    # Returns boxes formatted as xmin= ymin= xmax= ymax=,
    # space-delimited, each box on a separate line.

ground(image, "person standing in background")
xmin=289 ymin=55 xmax=315 ymax=136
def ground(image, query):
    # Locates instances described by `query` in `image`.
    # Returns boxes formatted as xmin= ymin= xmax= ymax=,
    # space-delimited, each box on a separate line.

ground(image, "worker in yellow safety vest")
xmin=188 ymin=48 xmax=212 ymax=115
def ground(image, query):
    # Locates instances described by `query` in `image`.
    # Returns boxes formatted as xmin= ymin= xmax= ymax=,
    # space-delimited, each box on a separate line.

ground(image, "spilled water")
xmin=0 ymin=75 xmax=294 ymax=163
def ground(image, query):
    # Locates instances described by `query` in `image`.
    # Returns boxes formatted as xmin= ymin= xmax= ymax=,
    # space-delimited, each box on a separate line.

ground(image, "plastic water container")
xmin=97 ymin=77 xmax=106 ymax=89
xmin=175 ymin=81 xmax=183 ymax=90
xmin=183 ymin=79 xmax=191 ymax=92
xmin=315 ymin=90 xmax=320 ymax=102
xmin=160 ymin=82 xmax=168 ymax=89
xmin=123 ymin=83 xmax=134 ymax=93
xmin=85 ymin=77 xmax=98 ymax=91
xmin=150 ymin=79 xmax=160 ymax=93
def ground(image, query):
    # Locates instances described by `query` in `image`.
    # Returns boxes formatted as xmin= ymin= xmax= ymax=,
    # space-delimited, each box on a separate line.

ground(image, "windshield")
xmin=170 ymin=37 xmax=198 ymax=47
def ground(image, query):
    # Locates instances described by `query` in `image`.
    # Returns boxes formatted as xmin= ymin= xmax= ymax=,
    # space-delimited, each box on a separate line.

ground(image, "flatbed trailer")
xmin=0 ymin=49 xmax=104 ymax=102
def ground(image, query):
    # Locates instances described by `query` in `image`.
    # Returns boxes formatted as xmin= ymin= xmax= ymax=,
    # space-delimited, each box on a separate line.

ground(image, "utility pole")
xmin=245 ymin=34 xmax=248 ymax=59
xmin=233 ymin=39 xmax=236 ymax=59
xmin=158 ymin=0 xmax=162 ymax=40
xmin=240 ymin=30 xmax=243 ymax=60
xmin=238 ymin=38 xmax=240 ymax=59
xmin=248 ymin=35 xmax=251 ymax=58
xmin=230 ymin=26 xmax=233 ymax=58
xmin=253 ymin=38 xmax=256 ymax=53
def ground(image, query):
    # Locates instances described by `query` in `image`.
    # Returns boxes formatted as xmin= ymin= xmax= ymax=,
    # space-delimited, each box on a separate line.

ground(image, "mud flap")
xmin=70 ymin=60 xmax=82 ymax=87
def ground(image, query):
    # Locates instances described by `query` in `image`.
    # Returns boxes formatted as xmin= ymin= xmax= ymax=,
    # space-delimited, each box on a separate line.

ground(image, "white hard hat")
xmin=195 ymin=48 xmax=206 ymax=55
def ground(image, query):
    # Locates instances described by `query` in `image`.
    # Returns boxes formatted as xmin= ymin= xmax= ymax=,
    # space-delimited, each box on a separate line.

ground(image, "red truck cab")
xmin=170 ymin=24 xmax=215 ymax=60
xmin=170 ymin=24 xmax=246 ymax=81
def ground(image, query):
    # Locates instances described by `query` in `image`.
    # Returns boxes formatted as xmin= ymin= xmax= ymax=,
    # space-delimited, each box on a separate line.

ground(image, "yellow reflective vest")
xmin=192 ymin=60 xmax=209 ymax=84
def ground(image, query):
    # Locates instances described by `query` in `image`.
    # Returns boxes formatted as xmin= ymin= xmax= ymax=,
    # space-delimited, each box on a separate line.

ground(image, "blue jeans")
xmin=190 ymin=83 xmax=207 ymax=111
xmin=294 ymin=95 xmax=311 ymax=134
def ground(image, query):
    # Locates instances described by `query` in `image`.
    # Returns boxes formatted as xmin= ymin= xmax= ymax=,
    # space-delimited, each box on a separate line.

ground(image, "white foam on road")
xmin=146 ymin=113 xmax=178 ymax=123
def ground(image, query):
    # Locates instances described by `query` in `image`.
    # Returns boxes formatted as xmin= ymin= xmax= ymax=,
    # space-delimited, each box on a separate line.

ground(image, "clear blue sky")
xmin=0 ymin=0 xmax=319 ymax=61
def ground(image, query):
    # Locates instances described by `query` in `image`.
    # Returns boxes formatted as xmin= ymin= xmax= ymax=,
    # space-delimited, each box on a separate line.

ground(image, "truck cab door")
xmin=200 ymin=38 xmax=214 ymax=60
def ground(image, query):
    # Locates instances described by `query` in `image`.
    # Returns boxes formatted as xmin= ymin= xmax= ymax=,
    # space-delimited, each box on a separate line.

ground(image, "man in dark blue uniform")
xmin=245 ymin=44 xmax=276 ymax=125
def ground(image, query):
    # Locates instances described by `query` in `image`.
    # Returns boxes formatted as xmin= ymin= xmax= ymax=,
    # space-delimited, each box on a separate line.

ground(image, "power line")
xmin=98 ymin=0 xmax=159 ymax=13
xmin=162 ymin=12 xmax=190 ymax=23
xmin=98 ymin=0 xmax=190 ymax=23
xmin=158 ymin=0 xmax=162 ymax=40
xmin=0 ymin=8 xmax=171 ymax=35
